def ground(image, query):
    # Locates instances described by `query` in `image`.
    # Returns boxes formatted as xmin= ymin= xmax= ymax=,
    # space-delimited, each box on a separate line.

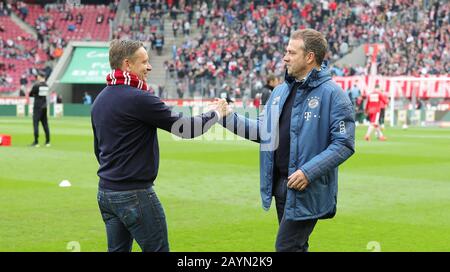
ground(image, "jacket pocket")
xmin=292 ymin=189 xmax=316 ymax=218
xmin=293 ymin=176 xmax=331 ymax=218
xmin=319 ymin=175 xmax=329 ymax=185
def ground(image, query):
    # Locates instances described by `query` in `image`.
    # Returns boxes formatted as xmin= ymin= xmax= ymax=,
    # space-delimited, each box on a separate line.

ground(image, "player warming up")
xmin=364 ymin=84 xmax=388 ymax=141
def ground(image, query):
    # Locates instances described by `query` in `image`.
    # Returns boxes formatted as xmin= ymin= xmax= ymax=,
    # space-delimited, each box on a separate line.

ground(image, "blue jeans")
xmin=97 ymin=186 xmax=169 ymax=252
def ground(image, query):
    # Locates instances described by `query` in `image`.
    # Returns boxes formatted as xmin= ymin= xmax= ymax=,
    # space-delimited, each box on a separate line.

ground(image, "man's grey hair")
xmin=109 ymin=39 xmax=144 ymax=69
xmin=291 ymin=29 xmax=328 ymax=65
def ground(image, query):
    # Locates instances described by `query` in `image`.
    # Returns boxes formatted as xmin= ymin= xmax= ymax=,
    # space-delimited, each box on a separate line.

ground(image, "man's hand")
xmin=209 ymin=98 xmax=228 ymax=119
xmin=287 ymin=170 xmax=310 ymax=191
xmin=224 ymin=104 xmax=233 ymax=117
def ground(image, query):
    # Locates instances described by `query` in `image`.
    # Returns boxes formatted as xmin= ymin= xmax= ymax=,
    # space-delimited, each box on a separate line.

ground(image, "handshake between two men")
xmin=169 ymin=97 xmax=234 ymax=140
xmin=208 ymin=98 xmax=233 ymax=120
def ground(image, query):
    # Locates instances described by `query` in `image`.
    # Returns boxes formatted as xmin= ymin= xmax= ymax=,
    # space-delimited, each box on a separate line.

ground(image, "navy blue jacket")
xmin=91 ymin=85 xmax=219 ymax=190
xmin=222 ymin=62 xmax=355 ymax=220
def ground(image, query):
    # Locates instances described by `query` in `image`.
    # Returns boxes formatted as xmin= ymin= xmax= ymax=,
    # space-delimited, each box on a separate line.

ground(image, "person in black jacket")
xmin=92 ymin=39 xmax=228 ymax=252
xmin=260 ymin=74 xmax=279 ymax=107
xmin=29 ymin=73 xmax=50 ymax=147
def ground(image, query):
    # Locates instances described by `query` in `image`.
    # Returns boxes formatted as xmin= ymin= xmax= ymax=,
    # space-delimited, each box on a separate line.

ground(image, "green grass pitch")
xmin=0 ymin=116 xmax=449 ymax=252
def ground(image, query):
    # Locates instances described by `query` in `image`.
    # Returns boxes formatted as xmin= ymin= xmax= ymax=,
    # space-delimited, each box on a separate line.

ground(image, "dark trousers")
xmin=272 ymin=176 xmax=318 ymax=252
xmin=33 ymin=107 xmax=50 ymax=144
xmin=379 ymin=108 xmax=386 ymax=125
xmin=97 ymin=186 xmax=169 ymax=252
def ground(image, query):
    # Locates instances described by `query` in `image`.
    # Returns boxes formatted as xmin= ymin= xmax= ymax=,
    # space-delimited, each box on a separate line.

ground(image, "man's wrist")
xmin=213 ymin=110 xmax=221 ymax=120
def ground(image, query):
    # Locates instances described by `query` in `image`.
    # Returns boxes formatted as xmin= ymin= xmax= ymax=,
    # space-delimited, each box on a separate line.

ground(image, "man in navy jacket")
xmin=92 ymin=40 xmax=227 ymax=252
xmin=222 ymin=29 xmax=355 ymax=251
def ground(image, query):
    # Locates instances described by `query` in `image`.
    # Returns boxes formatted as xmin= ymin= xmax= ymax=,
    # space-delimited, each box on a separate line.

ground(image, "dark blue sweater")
xmin=91 ymin=85 xmax=219 ymax=191
xmin=274 ymin=82 xmax=299 ymax=178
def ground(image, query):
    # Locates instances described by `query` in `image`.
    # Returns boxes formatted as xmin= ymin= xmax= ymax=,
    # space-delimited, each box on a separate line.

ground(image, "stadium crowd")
xmin=0 ymin=0 xmax=448 ymax=100
xmin=0 ymin=0 xmax=118 ymax=93
xmin=374 ymin=0 xmax=449 ymax=76
xmin=112 ymin=0 xmax=166 ymax=55
xmin=0 ymin=1 xmax=44 ymax=92
xmin=154 ymin=0 xmax=449 ymax=99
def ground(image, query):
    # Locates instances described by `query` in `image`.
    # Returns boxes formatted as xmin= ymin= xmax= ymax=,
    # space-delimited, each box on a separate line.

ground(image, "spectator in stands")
xmin=172 ymin=19 xmax=179 ymax=37
xmin=56 ymin=93 xmax=62 ymax=104
xmin=17 ymin=2 xmax=28 ymax=21
xmin=63 ymin=10 xmax=74 ymax=21
xmin=0 ymin=71 xmax=7 ymax=87
xmin=171 ymin=43 xmax=177 ymax=61
xmin=183 ymin=20 xmax=190 ymax=36
xmin=49 ymin=90 xmax=57 ymax=104
xmin=96 ymin=13 xmax=104 ymax=24
xmin=158 ymin=85 xmax=165 ymax=98
xmin=355 ymin=94 xmax=365 ymax=124
xmin=68 ymin=23 xmax=76 ymax=32
xmin=154 ymin=34 xmax=164 ymax=56
xmin=43 ymin=65 xmax=52 ymax=79
xmin=253 ymin=92 xmax=261 ymax=109
xmin=219 ymin=84 xmax=233 ymax=104
xmin=75 ymin=12 xmax=83 ymax=25
xmin=170 ymin=5 xmax=178 ymax=20
xmin=348 ymin=84 xmax=361 ymax=107
xmin=0 ymin=0 xmax=11 ymax=16
xmin=83 ymin=92 xmax=92 ymax=105
xmin=260 ymin=74 xmax=278 ymax=106
xmin=19 ymin=73 xmax=28 ymax=96
xmin=176 ymin=81 xmax=184 ymax=98
xmin=109 ymin=0 xmax=118 ymax=14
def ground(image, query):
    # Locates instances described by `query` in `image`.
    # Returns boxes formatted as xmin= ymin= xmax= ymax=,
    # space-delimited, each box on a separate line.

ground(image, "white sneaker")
xmin=45 ymin=143 xmax=51 ymax=147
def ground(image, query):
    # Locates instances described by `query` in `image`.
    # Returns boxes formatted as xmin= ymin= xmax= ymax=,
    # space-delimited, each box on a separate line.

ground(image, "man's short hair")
xmin=290 ymin=29 xmax=328 ymax=65
xmin=109 ymin=39 xmax=144 ymax=70
xmin=266 ymin=74 xmax=276 ymax=84
xmin=37 ymin=71 xmax=46 ymax=80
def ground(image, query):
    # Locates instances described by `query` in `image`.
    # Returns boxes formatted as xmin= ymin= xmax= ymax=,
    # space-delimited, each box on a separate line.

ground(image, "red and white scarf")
xmin=106 ymin=69 xmax=149 ymax=91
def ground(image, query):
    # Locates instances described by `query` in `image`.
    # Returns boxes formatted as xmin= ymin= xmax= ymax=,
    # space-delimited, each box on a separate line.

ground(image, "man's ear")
xmin=123 ymin=58 xmax=131 ymax=72
xmin=307 ymin=52 xmax=315 ymax=65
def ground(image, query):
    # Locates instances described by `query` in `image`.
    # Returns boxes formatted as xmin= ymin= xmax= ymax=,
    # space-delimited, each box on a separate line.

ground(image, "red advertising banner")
xmin=334 ymin=76 xmax=450 ymax=98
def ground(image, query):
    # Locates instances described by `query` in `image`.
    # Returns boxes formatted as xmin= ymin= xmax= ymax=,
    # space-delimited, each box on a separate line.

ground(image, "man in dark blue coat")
xmin=222 ymin=29 xmax=355 ymax=251
xmin=92 ymin=40 xmax=227 ymax=252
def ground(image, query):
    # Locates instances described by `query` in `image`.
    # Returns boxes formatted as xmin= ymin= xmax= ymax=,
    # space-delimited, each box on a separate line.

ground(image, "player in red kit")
xmin=364 ymin=84 xmax=388 ymax=141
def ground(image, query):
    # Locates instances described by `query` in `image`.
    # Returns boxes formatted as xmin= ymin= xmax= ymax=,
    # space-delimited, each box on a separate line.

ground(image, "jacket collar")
xmin=284 ymin=60 xmax=331 ymax=89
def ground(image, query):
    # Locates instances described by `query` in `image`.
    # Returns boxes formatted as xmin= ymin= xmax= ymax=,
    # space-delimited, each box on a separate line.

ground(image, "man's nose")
xmin=147 ymin=64 xmax=152 ymax=71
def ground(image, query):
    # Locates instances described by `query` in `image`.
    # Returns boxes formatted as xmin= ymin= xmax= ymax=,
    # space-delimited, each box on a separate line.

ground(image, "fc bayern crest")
xmin=308 ymin=97 xmax=320 ymax=109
